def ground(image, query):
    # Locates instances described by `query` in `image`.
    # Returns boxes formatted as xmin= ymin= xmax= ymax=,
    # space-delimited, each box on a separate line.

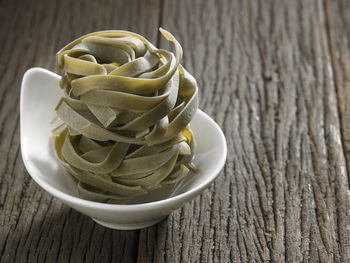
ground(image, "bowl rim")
xmin=20 ymin=67 xmax=227 ymax=211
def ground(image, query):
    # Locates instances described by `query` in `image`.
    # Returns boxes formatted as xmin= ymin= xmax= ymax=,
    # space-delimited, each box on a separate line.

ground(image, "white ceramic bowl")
xmin=20 ymin=67 xmax=227 ymax=230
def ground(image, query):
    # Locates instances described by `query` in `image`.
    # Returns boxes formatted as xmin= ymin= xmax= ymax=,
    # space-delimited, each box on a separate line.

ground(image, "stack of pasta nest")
xmin=51 ymin=28 xmax=199 ymax=203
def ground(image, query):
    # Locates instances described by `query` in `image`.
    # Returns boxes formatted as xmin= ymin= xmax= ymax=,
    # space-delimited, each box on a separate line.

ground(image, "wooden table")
xmin=1 ymin=0 xmax=350 ymax=262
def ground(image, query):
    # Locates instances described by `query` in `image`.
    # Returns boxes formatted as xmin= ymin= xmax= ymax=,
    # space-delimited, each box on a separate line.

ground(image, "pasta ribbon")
xmin=52 ymin=28 xmax=198 ymax=203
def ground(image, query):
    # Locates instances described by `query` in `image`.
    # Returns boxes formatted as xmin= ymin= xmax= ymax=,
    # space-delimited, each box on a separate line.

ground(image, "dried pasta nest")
xmin=52 ymin=28 xmax=199 ymax=203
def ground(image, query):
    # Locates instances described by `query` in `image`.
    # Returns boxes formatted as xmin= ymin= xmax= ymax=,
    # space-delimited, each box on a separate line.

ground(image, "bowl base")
xmin=92 ymin=216 xmax=167 ymax=230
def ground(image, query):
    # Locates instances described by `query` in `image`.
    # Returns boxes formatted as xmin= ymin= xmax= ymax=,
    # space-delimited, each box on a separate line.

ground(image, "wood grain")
xmin=1 ymin=0 xmax=350 ymax=262
xmin=325 ymin=0 xmax=350 ymax=260
xmin=137 ymin=0 xmax=350 ymax=262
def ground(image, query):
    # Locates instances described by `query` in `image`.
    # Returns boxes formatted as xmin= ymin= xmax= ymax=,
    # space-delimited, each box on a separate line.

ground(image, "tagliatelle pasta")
xmin=51 ymin=28 xmax=198 ymax=203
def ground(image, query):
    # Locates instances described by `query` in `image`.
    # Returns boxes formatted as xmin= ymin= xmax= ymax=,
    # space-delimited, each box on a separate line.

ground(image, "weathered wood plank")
xmin=2 ymin=0 xmax=350 ymax=262
xmin=324 ymin=1 xmax=350 ymax=260
xmin=325 ymin=0 xmax=350 ymax=181
xmin=0 ymin=0 xmax=160 ymax=262
xmin=137 ymin=0 xmax=350 ymax=262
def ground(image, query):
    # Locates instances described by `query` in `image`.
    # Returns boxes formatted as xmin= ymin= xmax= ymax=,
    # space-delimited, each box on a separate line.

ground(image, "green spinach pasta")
xmin=51 ymin=28 xmax=198 ymax=203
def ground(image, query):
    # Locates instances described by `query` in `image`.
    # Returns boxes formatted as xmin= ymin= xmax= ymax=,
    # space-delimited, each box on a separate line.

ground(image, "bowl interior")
xmin=20 ymin=68 xmax=227 ymax=205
